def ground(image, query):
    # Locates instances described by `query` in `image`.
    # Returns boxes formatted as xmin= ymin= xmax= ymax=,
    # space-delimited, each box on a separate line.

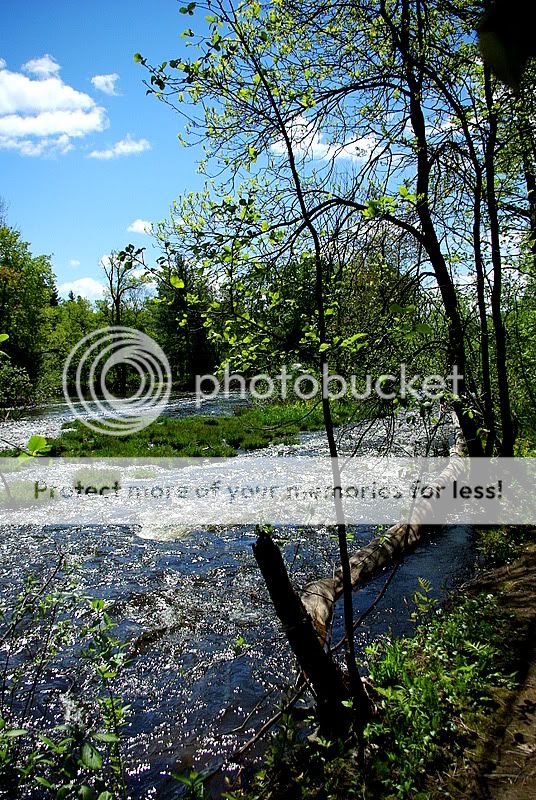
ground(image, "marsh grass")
xmin=42 ymin=400 xmax=362 ymax=458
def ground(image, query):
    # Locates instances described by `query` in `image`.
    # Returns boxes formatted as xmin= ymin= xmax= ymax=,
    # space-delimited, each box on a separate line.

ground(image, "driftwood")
xmin=301 ymin=415 xmax=468 ymax=642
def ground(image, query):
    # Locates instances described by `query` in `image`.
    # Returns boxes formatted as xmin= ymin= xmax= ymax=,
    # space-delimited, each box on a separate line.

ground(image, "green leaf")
xmin=4 ymin=728 xmax=28 ymax=737
xmin=78 ymin=786 xmax=97 ymax=800
xmin=38 ymin=734 xmax=58 ymax=749
xmin=93 ymin=732 xmax=120 ymax=743
xmin=35 ymin=777 xmax=54 ymax=789
xmin=341 ymin=333 xmax=368 ymax=349
xmin=133 ymin=53 xmax=144 ymax=63
xmin=415 ymin=322 xmax=433 ymax=335
xmin=27 ymin=435 xmax=48 ymax=453
xmin=0 ymin=333 xmax=8 ymax=343
xmin=170 ymin=276 xmax=185 ymax=289
xmin=80 ymin=742 xmax=103 ymax=771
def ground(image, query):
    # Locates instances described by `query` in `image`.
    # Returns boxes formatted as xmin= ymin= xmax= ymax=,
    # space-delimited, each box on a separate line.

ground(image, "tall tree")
xmin=101 ymin=250 xmax=143 ymax=328
xmin=0 ymin=223 xmax=56 ymax=383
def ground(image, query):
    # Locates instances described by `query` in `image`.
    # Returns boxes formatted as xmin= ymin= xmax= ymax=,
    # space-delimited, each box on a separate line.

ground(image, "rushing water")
xmin=0 ymin=400 xmax=476 ymax=798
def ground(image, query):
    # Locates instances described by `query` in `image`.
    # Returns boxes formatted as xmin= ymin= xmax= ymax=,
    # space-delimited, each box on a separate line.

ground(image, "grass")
xmin=474 ymin=524 xmax=530 ymax=567
xmin=23 ymin=399 xmax=364 ymax=458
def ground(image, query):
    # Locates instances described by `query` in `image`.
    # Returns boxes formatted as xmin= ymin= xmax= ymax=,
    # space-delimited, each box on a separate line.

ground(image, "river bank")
xmin=228 ymin=527 xmax=535 ymax=800
xmin=455 ymin=535 xmax=536 ymax=800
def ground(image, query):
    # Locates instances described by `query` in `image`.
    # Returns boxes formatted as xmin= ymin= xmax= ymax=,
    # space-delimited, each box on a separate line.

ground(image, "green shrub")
xmin=475 ymin=525 xmax=530 ymax=567
xmin=0 ymin=562 xmax=129 ymax=798
xmin=0 ymin=362 xmax=35 ymax=408
xmin=239 ymin=587 xmax=516 ymax=800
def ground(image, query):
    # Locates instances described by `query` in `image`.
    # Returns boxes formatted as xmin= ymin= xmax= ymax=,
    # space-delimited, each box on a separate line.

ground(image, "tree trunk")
xmin=252 ymin=527 xmax=366 ymax=734
xmin=390 ymin=0 xmax=484 ymax=456
xmin=473 ymin=175 xmax=496 ymax=455
xmin=484 ymin=68 xmax=515 ymax=456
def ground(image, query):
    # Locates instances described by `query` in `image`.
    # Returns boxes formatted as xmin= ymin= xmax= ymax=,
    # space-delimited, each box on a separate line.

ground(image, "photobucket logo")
xmin=62 ymin=327 xmax=172 ymax=435
xmin=196 ymin=364 xmax=463 ymax=406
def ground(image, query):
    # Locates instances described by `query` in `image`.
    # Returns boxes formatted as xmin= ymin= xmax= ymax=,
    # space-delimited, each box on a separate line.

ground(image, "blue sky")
xmin=0 ymin=0 xmax=204 ymax=299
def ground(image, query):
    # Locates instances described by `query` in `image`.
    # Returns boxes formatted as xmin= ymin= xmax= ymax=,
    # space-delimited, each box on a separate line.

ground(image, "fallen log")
xmin=301 ymin=414 xmax=468 ymax=642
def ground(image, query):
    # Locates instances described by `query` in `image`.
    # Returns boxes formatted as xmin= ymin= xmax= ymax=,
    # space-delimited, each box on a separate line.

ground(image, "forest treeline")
xmin=1 ymin=200 xmax=536 ymax=457
xmin=0 ymin=209 xmax=459 ymax=410
xmin=2 ymin=194 xmax=536 ymax=452
xmin=0 ymin=218 xmax=219 ymax=405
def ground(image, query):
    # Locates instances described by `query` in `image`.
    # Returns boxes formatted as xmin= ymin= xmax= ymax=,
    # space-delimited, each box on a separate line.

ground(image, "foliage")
xmin=363 ymin=593 xmax=515 ymax=798
xmin=172 ymin=768 xmax=207 ymax=799
xmin=0 ymin=561 xmax=129 ymax=799
xmin=0 ymin=224 xmax=56 ymax=384
xmin=0 ymin=361 xmax=35 ymax=408
xmin=0 ymin=217 xmax=220 ymax=396
xmin=475 ymin=525 xmax=532 ymax=567
xmin=136 ymin=0 xmax=536 ymax=456
xmin=44 ymin=294 xmax=104 ymax=394
xmin=239 ymin=590 xmax=517 ymax=800
xmin=144 ymin=244 xmax=216 ymax=385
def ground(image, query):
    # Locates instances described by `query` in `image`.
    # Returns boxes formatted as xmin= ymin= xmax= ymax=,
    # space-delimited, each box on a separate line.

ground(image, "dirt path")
xmin=467 ymin=541 xmax=536 ymax=799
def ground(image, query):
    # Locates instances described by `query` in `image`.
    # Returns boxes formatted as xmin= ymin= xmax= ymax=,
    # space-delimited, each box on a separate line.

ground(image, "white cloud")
xmin=88 ymin=134 xmax=151 ymax=160
xmin=0 ymin=108 xmax=107 ymax=138
xmin=271 ymin=115 xmax=376 ymax=163
xmin=69 ymin=259 xmax=81 ymax=268
xmin=127 ymin=218 xmax=152 ymax=234
xmin=58 ymin=277 xmax=106 ymax=300
xmin=0 ymin=66 xmax=96 ymax=115
xmin=91 ymin=73 xmax=120 ymax=96
xmin=0 ymin=59 xmax=6 ymax=71
xmin=0 ymin=56 xmax=107 ymax=157
xmin=0 ymin=133 xmax=73 ymax=157
xmin=22 ymin=54 xmax=61 ymax=78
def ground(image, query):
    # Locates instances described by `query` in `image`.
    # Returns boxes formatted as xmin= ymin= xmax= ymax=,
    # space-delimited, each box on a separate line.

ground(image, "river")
xmin=0 ymin=397 xmax=476 ymax=799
